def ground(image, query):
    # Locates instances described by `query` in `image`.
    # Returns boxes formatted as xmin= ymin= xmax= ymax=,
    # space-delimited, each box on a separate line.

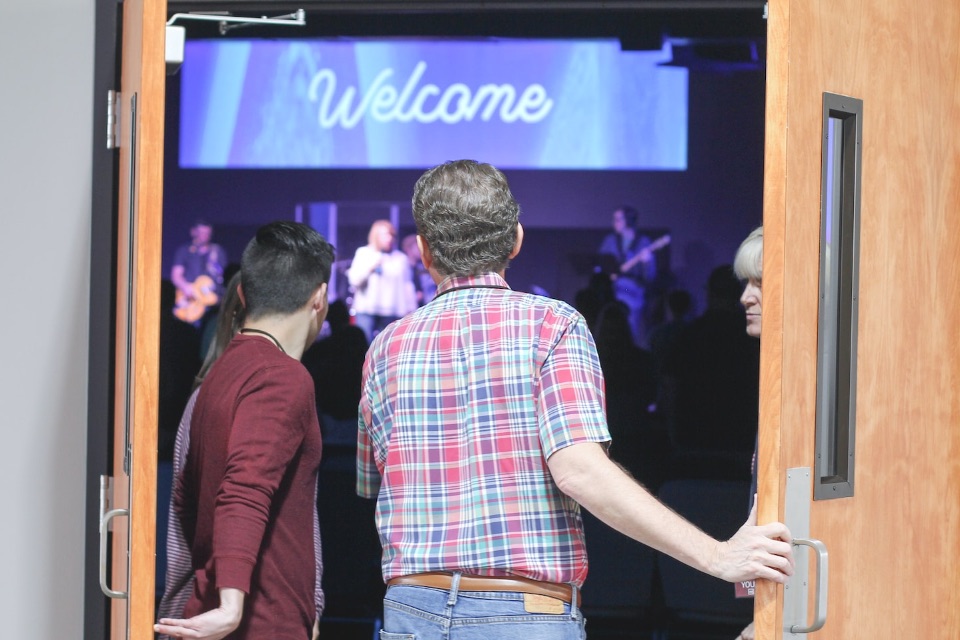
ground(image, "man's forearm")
xmin=218 ymin=587 xmax=245 ymax=622
xmin=154 ymin=586 xmax=245 ymax=639
xmin=171 ymin=265 xmax=189 ymax=291
xmin=548 ymin=442 xmax=720 ymax=576
xmin=548 ymin=442 xmax=793 ymax=584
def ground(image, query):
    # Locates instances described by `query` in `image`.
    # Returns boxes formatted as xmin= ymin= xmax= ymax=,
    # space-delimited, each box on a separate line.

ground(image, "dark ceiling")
xmin=166 ymin=1 xmax=768 ymax=48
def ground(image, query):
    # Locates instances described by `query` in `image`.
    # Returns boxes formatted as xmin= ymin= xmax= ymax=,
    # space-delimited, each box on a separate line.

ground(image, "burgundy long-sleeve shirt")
xmin=176 ymin=334 xmax=322 ymax=639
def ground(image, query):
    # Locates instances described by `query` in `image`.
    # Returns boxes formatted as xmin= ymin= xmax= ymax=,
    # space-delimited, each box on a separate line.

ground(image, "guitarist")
xmin=597 ymin=206 xmax=660 ymax=345
xmin=171 ymin=219 xmax=227 ymax=325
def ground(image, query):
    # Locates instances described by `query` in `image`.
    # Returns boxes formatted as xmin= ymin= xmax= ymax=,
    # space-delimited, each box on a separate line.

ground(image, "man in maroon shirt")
xmin=156 ymin=221 xmax=335 ymax=640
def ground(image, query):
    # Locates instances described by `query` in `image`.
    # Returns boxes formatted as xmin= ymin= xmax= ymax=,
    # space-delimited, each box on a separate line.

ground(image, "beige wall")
xmin=0 ymin=1 xmax=93 ymax=637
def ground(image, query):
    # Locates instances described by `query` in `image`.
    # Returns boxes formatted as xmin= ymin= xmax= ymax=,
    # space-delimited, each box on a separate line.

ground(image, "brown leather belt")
xmin=387 ymin=572 xmax=578 ymax=606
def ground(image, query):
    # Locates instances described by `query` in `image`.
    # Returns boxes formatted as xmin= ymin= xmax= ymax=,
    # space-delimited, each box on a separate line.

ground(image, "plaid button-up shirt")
xmin=357 ymin=273 xmax=610 ymax=587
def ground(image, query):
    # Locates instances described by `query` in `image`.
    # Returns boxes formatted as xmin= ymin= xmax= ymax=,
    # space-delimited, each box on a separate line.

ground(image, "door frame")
xmin=85 ymin=0 xmax=122 ymax=637
xmin=85 ymin=0 xmax=167 ymax=638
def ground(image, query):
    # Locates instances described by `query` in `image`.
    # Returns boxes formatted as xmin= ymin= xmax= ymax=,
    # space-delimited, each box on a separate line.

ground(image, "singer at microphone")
xmin=347 ymin=220 xmax=418 ymax=342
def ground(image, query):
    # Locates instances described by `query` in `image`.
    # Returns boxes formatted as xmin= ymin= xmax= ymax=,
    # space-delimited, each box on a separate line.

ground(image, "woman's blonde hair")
xmin=368 ymin=219 xmax=396 ymax=246
xmin=733 ymin=226 xmax=763 ymax=281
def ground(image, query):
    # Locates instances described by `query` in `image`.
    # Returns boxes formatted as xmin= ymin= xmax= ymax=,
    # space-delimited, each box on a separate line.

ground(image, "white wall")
xmin=0 ymin=1 xmax=93 ymax=637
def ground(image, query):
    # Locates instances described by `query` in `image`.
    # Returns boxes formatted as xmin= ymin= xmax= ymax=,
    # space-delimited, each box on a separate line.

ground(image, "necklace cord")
xmin=239 ymin=328 xmax=286 ymax=354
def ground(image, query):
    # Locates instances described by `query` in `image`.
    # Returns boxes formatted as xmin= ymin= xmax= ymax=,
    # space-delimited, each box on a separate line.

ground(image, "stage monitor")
xmin=179 ymin=38 xmax=688 ymax=170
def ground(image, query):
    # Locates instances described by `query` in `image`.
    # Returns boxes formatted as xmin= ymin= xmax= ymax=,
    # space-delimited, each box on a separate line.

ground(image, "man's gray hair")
xmin=412 ymin=160 xmax=519 ymax=277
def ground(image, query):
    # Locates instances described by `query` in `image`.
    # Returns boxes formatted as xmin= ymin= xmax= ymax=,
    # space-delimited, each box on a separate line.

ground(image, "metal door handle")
xmin=99 ymin=506 xmax=129 ymax=599
xmin=790 ymin=537 xmax=828 ymax=633
xmin=98 ymin=474 xmax=129 ymax=599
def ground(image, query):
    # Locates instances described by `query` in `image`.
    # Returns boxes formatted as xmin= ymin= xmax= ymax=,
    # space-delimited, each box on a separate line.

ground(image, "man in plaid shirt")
xmin=358 ymin=160 xmax=794 ymax=639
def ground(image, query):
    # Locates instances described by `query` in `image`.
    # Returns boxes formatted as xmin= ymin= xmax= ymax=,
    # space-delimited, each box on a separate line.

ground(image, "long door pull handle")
xmin=790 ymin=537 xmax=828 ymax=633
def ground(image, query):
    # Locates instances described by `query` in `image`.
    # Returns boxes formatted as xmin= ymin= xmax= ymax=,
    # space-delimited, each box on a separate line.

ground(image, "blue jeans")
xmin=380 ymin=574 xmax=587 ymax=640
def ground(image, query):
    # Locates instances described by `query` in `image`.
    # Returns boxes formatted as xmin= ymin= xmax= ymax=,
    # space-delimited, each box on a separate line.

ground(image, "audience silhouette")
xmin=592 ymin=301 xmax=661 ymax=487
xmin=574 ymin=272 xmax=617 ymax=332
xmin=302 ymin=299 xmax=369 ymax=449
xmin=647 ymin=288 xmax=693 ymax=375
xmin=658 ymin=266 xmax=759 ymax=477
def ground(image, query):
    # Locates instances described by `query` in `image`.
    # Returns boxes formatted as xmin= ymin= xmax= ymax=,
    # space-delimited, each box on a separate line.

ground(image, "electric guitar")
xmin=618 ymin=234 xmax=672 ymax=274
xmin=174 ymin=275 xmax=219 ymax=323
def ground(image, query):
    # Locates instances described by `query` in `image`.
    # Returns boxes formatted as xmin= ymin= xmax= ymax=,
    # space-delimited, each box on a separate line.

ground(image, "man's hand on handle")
xmin=710 ymin=499 xmax=794 ymax=584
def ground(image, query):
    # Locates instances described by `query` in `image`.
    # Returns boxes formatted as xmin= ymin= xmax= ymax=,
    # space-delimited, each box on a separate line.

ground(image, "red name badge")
xmin=734 ymin=580 xmax=755 ymax=598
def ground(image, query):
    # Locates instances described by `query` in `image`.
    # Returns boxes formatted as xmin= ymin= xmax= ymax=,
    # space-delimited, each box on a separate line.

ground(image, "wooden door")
xmin=757 ymin=0 xmax=960 ymax=637
xmin=107 ymin=0 xmax=166 ymax=638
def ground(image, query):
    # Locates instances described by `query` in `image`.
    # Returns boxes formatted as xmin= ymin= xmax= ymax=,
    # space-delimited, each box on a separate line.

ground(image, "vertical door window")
xmin=815 ymin=93 xmax=862 ymax=500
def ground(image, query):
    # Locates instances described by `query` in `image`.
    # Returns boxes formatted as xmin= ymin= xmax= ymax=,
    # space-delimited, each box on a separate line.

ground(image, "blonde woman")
xmin=732 ymin=226 xmax=763 ymax=640
xmin=347 ymin=220 xmax=416 ymax=340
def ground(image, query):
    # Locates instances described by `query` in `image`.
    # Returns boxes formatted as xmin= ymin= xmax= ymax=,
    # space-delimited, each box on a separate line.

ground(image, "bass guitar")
xmin=618 ymin=234 xmax=671 ymax=274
